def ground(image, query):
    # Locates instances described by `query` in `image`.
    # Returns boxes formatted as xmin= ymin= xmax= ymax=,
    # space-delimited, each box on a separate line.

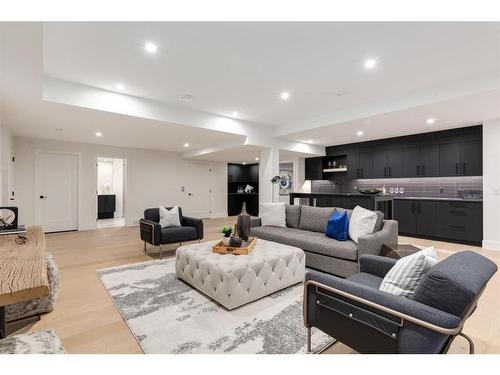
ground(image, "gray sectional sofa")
xmin=250 ymin=204 xmax=398 ymax=277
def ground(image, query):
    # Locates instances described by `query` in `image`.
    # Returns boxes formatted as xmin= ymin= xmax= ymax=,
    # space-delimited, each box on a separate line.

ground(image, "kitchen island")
xmin=289 ymin=192 xmax=394 ymax=219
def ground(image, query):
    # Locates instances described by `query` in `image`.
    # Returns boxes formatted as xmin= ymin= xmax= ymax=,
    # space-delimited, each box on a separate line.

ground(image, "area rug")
xmin=97 ymin=259 xmax=333 ymax=354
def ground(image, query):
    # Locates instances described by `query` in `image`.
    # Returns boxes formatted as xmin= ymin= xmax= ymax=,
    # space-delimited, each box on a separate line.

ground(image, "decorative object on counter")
xmin=220 ymin=225 xmax=232 ymax=246
xmin=244 ymin=184 xmax=254 ymax=193
xmin=237 ymin=186 xmax=245 ymax=193
xmin=237 ymin=202 xmax=251 ymax=241
xmin=458 ymin=189 xmax=483 ymax=200
xmin=0 ymin=207 xmax=18 ymax=230
xmin=355 ymin=187 xmax=382 ymax=195
xmin=270 ymin=175 xmax=283 ymax=202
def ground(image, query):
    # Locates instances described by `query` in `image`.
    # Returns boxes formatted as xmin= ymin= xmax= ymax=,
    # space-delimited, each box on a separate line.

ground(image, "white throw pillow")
xmin=159 ymin=206 xmax=181 ymax=228
xmin=379 ymin=247 xmax=438 ymax=297
xmin=348 ymin=205 xmax=377 ymax=244
xmin=260 ymin=202 xmax=286 ymax=227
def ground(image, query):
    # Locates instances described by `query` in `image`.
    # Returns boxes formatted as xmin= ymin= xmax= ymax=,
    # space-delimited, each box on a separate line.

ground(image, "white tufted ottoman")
xmin=175 ymin=239 xmax=306 ymax=310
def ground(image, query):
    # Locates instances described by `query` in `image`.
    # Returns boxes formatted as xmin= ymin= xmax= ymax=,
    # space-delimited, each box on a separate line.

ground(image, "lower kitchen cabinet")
xmin=394 ymin=199 xmax=482 ymax=245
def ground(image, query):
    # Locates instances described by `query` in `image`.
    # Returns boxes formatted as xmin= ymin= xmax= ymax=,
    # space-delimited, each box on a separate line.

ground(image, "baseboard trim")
xmin=482 ymin=240 xmax=500 ymax=251
xmin=78 ymin=223 xmax=97 ymax=231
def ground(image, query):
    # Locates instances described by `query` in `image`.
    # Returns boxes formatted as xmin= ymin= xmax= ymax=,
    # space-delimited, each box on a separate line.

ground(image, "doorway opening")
xmin=96 ymin=157 xmax=125 ymax=228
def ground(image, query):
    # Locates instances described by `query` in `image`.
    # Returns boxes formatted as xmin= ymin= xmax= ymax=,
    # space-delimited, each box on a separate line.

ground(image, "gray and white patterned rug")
xmin=97 ymin=259 xmax=333 ymax=354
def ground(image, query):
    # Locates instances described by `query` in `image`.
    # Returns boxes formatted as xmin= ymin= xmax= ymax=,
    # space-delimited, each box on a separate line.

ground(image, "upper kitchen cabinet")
xmin=305 ymin=157 xmax=323 ymax=180
xmin=347 ymin=152 xmax=360 ymax=179
xmin=439 ymin=138 xmax=482 ymax=176
xmin=401 ymin=144 xmax=439 ymax=177
xmin=372 ymin=149 xmax=403 ymax=178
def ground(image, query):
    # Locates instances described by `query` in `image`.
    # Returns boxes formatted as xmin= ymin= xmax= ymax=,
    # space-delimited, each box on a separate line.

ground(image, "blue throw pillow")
xmin=325 ymin=210 xmax=349 ymax=241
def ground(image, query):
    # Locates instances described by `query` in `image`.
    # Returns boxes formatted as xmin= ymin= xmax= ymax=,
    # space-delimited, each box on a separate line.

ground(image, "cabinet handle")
xmin=417 ymin=202 xmax=421 ymax=214
xmin=422 ymin=165 xmax=426 ymax=176
xmin=449 ymin=211 xmax=466 ymax=216
xmin=389 ymin=166 xmax=392 ymax=177
xmin=384 ymin=167 xmax=387 ymax=177
xmin=450 ymin=225 xmax=466 ymax=231
xmin=456 ymin=163 xmax=459 ymax=175
xmin=416 ymin=165 xmax=420 ymax=176
xmin=411 ymin=202 xmax=415 ymax=214
xmin=463 ymin=162 xmax=466 ymax=175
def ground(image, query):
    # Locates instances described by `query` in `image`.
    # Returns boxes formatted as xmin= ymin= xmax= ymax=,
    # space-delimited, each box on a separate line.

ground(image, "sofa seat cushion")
xmin=346 ymin=272 xmax=383 ymax=289
xmin=161 ymin=226 xmax=198 ymax=244
xmin=250 ymin=226 xmax=358 ymax=261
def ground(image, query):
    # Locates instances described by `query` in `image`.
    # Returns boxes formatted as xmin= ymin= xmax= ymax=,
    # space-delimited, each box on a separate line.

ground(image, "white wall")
xmin=0 ymin=124 xmax=14 ymax=205
xmin=483 ymin=118 xmax=500 ymax=250
xmin=13 ymin=136 xmax=227 ymax=230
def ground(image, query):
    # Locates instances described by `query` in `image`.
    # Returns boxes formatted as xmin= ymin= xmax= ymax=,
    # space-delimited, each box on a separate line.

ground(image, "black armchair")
xmin=304 ymin=251 xmax=497 ymax=354
xmin=139 ymin=207 xmax=204 ymax=258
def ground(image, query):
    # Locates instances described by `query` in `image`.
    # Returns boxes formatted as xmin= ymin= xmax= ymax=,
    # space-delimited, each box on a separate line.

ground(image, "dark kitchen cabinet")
xmin=227 ymin=163 xmax=259 ymax=216
xmin=358 ymin=151 xmax=374 ymax=179
xmin=395 ymin=198 xmax=482 ymax=245
xmin=402 ymin=146 xmax=420 ymax=178
xmin=395 ymin=200 xmax=417 ymax=234
xmin=415 ymin=200 xmax=436 ymax=237
xmin=305 ymin=157 xmax=323 ymax=180
xmin=439 ymin=139 xmax=482 ymax=177
xmin=419 ymin=144 xmax=439 ymax=177
xmin=460 ymin=140 xmax=482 ymax=176
xmin=372 ymin=149 xmax=403 ymax=178
xmin=347 ymin=152 xmax=360 ymax=179
xmin=98 ymin=194 xmax=116 ymax=219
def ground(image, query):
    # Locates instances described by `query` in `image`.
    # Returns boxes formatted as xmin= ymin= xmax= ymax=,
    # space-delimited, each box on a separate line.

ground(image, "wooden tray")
xmin=212 ymin=237 xmax=257 ymax=255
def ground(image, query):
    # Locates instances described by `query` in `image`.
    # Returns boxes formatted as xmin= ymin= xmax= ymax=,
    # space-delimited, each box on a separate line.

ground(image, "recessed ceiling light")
xmin=280 ymin=91 xmax=290 ymax=101
xmin=364 ymin=58 xmax=377 ymax=69
xmin=144 ymin=42 xmax=158 ymax=54
xmin=115 ymin=83 xmax=125 ymax=91
xmin=357 ymin=131 xmax=364 ymax=136
xmin=184 ymin=143 xmax=189 ymax=148
xmin=231 ymin=111 xmax=239 ymax=118
xmin=255 ymin=157 xmax=259 ymax=161
xmin=426 ymin=118 xmax=436 ymax=125
xmin=95 ymin=132 xmax=102 ymax=137
xmin=242 ymin=162 xmax=246 ymax=165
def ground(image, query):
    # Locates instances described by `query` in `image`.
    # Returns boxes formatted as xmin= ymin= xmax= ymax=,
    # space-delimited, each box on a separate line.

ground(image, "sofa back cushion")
xmin=260 ymin=202 xmax=286 ymax=227
xmin=285 ymin=204 xmax=302 ymax=228
xmin=374 ymin=211 xmax=384 ymax=232
xmin=299 ymin=206 xmax=335 ymax=233
xmin=412 ymin=251 xmax=498 ymax=318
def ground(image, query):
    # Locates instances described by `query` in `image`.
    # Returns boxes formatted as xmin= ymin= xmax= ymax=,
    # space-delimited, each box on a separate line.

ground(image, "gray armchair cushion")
xmin=359 ymin=254 xmax=397 ymax=278
xmin=299 ymin=206 xmax=334 ymax=233
xmin=412 ymin=251 xmax=498 ymax=318
xmin=285 ymin=204 xmax=301 ymax=228
xmin=182 ymin=216 xmax=204 ymax=239
xmin=160 ymin=226 xmax=198 ymax=244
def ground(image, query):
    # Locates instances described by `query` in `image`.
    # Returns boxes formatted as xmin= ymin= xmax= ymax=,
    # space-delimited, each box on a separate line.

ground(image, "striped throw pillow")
xmin=379 ymin=248 xmax=437 ymax=297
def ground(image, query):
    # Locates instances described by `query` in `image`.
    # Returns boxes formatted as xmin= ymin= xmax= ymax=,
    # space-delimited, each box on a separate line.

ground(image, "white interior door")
xmin=183 ymin=162 xmax=212 ymax=218
xmin=35 ymin=152 xmax=78 ymax=232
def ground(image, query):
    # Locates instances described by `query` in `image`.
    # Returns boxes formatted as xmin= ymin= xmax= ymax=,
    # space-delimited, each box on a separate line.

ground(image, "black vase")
xmin=237 ymin=202 xmax=251 ymax=241
xmin=230 ymin=236 xmax=243 ymax=247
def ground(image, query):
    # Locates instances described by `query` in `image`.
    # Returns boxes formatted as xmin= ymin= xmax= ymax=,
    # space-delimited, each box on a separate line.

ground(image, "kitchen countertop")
xmin=393 ymin=196 xmax=483 ymax=203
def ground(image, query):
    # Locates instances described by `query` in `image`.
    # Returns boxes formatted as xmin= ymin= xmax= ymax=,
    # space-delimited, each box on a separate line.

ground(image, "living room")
xmin=1 ymin=1 xmax=500 ymax=374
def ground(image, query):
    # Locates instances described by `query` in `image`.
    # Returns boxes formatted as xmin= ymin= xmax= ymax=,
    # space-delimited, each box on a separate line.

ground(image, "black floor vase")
xmin=237 ymin=202 xmax=251 ymax=241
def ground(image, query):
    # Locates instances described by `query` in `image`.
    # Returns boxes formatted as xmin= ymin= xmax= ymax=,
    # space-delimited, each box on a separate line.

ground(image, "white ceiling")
xmin=1 ymin=22 xmax=500 ymax=163
xmin=43 ymin=22 xmax=500 ymax=126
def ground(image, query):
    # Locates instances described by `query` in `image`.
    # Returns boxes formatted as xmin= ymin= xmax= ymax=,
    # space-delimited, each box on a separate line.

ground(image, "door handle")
xmin=39 ymin=195 xmax=47 ymax=199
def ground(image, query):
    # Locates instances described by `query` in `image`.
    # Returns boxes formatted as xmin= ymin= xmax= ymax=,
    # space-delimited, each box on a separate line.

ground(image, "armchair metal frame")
xmin=303 ymin=279 xmax=481 ymax=354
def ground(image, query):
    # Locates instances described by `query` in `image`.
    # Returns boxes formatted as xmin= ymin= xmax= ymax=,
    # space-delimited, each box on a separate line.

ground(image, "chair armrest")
xmin=140 ymin=219 xmax=161 ymax=246
xmin=304 ymin=270 xmax=461 ymax=333
xmin=359 ymin=254 xmax=397 ymax=278
xmin=250 ymin=217 xmax=261 ymax=228
xmin=357 ymin=220 xmax=398 ymax=259
xmin=182 ymin=216 xmax=204 ymax=239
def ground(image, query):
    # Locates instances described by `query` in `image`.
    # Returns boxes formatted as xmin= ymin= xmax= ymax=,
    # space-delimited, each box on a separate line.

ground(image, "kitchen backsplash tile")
xmin=311 ymin=176 xmax=483 ymax=198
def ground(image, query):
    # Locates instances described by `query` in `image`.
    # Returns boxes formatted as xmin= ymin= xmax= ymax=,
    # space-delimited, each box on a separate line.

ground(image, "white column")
xmin=482 ymin=119 xmax=500 ymax=250
xmin=259 ymin=146 xmax=280 ymax=205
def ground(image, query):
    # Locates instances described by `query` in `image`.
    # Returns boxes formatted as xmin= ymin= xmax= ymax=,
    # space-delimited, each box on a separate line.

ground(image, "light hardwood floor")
xmin=26 ymin=217 xmax=500 ymax=354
